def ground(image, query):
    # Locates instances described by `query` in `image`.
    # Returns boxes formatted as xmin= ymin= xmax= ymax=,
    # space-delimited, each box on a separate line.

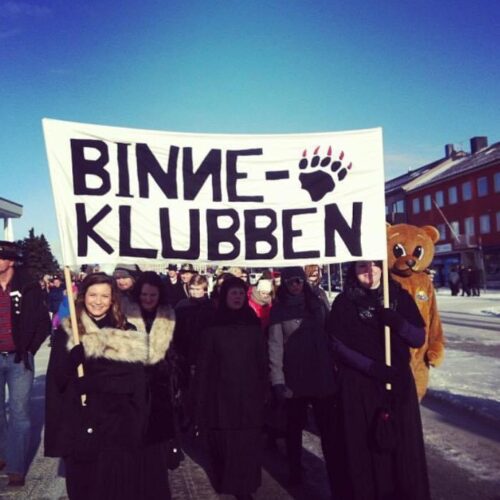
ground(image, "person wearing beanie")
xmin=248 ymin=277 xmax=274 ymax=332
xmin=195 ymin=277 xmax=267 ymax=500
xmin=113 ymin=263 xmax=141 ymax=309
xmin=268 ymin=266 xmax=337 ymax=493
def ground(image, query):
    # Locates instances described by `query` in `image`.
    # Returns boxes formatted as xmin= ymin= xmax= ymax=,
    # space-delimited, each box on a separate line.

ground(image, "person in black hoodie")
xmin=195 ymin=277 xmax=267 ymax=500
xmin=268 ymin=266 xmax=337 ymax=492
xmin=328 ymin=260 xmax=430 ymax=500
xmin=45 ymin=272 xmax=149 ymax=500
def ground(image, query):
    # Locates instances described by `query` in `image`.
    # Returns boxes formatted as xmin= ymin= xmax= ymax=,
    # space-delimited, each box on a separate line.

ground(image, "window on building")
xmin=423 ymin=194 xmax=432 ymax=211
xmin=435 ymin=190 xmax=444 ymax=207
xmin=412 ymin=198 xmax=420 ymax=214
xmin=464 ymin=216 xmax=475 ymax=236
xmin=497 ymin=211 xmax=500 ymax=232
xmin=448 ymin=186 xmax=458 ymax=204
xmin=450 ymin=220 xmax=460 ymax=239
xmin=437 ymin=224 xmax=446 ymax=241
xmin=462 ymin=181 xmax=472 ymax=201
xmin=495 ymin=172 xmax=500 ymax=193
xmin=479 ymin=214 xmax=491 ymax=234
xmin=477 ymin=177 xmax=488 ymax=197
xmin=394 ymin=200 xmax=405 ymax=213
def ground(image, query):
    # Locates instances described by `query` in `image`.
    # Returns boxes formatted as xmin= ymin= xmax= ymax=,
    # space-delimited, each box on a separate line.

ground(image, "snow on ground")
xmin=428 ymin=290 xmax=500 ymax=424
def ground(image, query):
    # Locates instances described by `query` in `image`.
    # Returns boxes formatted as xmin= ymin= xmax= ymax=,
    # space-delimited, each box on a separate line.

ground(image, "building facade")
xmin=386 ymin=137 xmax=500 ymax=288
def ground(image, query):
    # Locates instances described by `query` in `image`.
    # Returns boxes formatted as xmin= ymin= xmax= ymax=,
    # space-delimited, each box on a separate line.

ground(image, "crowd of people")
xmin=0 ymin=239 xmax=432 ymax=500
xmin=448 ymin=265 xmax=482 ymax=297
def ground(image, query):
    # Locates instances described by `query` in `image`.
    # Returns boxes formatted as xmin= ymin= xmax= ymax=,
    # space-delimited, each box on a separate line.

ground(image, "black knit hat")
xmin=0 ymin=241 xmax=23 ymax=262
xmin=280 ymin=266 xmax=306 ymax=281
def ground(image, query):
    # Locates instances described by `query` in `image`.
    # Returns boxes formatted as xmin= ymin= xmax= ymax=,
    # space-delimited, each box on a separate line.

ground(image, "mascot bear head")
xmin=387 ymin=223 xmax=440 ymax=277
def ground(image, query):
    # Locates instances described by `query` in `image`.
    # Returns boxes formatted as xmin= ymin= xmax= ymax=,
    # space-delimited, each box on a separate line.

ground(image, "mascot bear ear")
xmin=422 ymin=225 xmax=440 ymax=244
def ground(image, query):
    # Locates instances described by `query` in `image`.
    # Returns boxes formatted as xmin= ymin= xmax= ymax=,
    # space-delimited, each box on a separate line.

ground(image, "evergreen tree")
xmin=17 ymin=228 xmax=59 ymax=279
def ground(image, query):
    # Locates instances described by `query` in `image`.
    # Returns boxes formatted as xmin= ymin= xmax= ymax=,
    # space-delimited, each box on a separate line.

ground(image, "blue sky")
xmin=1 ymin=0 xmax=499 ymax=261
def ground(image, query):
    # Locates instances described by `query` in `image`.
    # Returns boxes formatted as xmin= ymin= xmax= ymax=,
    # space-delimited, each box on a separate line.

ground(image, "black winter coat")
xmin=9 ymin=267 xmax=51 ymax=368
xmin=268 ymin=289 xmax=335 ymax=398
xmin=195 ymin=321 xmax=267 ymax=430
xmin=328 ymin=282 xmax=430 ymax=500
xmin=44 ymin=312 xmax=149 ymax=459
xmin=124 ymin=302 xmax=177 ymax=445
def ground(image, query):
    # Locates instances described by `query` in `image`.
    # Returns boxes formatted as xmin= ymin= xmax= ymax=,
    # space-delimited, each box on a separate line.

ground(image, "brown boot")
xmin=7 ymin=473 xmax=25 ymax=487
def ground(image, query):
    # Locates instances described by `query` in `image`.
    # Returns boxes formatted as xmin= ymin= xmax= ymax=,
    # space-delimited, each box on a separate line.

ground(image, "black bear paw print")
xmin=298 ymin=146 xmax=352 ymax=202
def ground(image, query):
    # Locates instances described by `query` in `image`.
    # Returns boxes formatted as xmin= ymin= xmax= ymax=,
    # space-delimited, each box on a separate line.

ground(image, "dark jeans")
xmin=285 ymin=395 xmax=338 ymax=494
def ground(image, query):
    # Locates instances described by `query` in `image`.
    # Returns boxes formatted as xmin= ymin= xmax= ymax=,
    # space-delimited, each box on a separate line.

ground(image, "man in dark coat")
xmin=163 ymin=264 xmax=187 ymax=307
xmin=0 ymin=241 xmax=51 ymax=486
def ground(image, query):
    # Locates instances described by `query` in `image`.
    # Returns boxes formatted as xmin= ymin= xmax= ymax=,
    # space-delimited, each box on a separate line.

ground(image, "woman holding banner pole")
xmin=45 ymin=272 xmax=149 ymax=500
xmin=327 ymin=260 xmax=430 ymax=500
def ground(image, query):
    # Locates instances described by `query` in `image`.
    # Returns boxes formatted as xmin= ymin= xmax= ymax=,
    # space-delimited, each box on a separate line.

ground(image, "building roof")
xmin=0 ymin=197 xmax=23 ymax=219
xmin=418 ymin=142 xmax=500 ymax=188
xmin=385 ymin=141 xmax=500 ymax=195
xmin=385 ymin=157 xmax=446 ymax=194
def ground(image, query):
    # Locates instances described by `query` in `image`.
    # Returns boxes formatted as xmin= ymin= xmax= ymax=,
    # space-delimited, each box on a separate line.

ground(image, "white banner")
xmin=43 ymin=118 xmax=386 ymax=267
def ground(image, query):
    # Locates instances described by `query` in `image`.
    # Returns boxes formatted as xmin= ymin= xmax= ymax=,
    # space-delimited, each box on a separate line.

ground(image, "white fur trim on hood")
xmin=62 ymin=312 xmax=148 ymax=364
xmin=122 ymin=303 xmax=176 ymax=365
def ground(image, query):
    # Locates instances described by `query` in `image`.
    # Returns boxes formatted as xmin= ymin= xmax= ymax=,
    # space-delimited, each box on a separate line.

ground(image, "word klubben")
xmin=71 ymin=139 xmax=363 ymax=261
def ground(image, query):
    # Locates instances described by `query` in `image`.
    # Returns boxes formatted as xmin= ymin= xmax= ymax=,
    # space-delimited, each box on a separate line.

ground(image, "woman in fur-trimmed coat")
xmin=124 ymin=271 xmax=177 ymax=500
xmin=45 ymin=273 xmax=150 ymax=500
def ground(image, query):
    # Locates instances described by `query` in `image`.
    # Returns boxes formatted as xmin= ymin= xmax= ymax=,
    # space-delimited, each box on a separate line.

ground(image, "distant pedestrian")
xmin=459 ymin=265 xmax=471 ymax=296
xmin=164 ymin=264 xmax=185 ymax=307
xmin=113 ymin=263 xmax=141 ymax=308
xmin=470 ymin=267 xmax=481 ymax=296
xmin=448 ymin=267 xmax=460 ymax=296
xmin=248 ymin=276 xmax=274 ymax=331
xmin=178 ymin=263 xmax=197 ymax=300
xmin=174 ymin=274 xmax=215 ymax=429
xmin=304 ymin=264 xmax=330 ymax=316
xmin=0 ymin=241 xmax=51 ymax=487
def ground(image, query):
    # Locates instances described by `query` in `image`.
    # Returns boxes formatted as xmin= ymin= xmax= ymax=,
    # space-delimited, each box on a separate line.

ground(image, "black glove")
xmin=69 ymin=344 xmax=85 ymax=370
xmin=379 ymin=308 xmax=406 ymax=332
xmin=272 ymin=384 xmax=288 ymax=405
xmin=367 ymin=362 xmax=397 ymax=384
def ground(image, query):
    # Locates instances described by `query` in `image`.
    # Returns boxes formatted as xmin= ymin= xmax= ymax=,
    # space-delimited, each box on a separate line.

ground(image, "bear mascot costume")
xmin=387 ymin=223 xmax=445 ymax=401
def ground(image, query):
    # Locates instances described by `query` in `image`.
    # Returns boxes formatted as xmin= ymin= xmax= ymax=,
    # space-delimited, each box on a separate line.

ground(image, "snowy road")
xmin=429 ymin=292 xmax=500 ymax=422
xmin=423 ymin=291 xmax=500 ymax=499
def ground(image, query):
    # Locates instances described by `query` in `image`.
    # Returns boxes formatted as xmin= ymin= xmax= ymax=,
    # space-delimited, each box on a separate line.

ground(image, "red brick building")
xmin=386 ymin=137 xmax=500 ymax=288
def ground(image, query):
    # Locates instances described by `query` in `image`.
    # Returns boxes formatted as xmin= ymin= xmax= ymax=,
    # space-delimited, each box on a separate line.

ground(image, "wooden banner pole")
xmin=63 ymin=266 xmax=86 ymax=406
xmin=382 ymin=259 xmax=392 ymax=391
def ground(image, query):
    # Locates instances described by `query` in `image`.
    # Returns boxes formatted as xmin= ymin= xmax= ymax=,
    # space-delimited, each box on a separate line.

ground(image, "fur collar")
xmin=62 ymin=312 xmax=148 ymax=363
xmin=123 ymin=303 xmax=175 ymax=365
